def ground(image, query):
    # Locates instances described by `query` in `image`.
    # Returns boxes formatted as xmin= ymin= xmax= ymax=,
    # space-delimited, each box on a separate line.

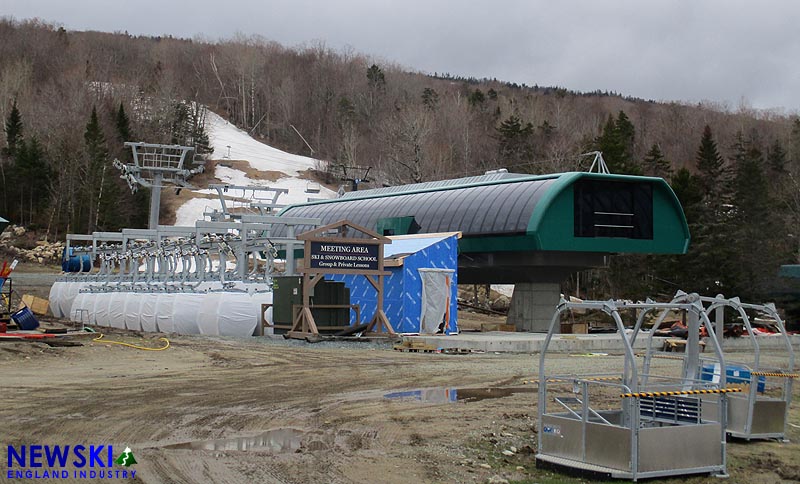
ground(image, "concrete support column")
xmin=506 ymin=282 xmax=561 ymax=332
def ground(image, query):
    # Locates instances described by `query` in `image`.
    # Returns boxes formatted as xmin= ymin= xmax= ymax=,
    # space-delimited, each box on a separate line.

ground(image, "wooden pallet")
xmin=393 ymin=346 xmax=437 ymax=353
xmin=393 ymin=340 xmax=439 ymax=353
xmin=439 ymin=347 xmax=473 ymax=355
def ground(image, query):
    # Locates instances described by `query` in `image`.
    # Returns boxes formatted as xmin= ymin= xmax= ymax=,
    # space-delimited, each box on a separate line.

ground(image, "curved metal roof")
xmin=339 ymin=171 xmax=529 ymax=199
xmin=278 ymin=171 xmax=690 ymax=255
xmin=281 ymin=175 xmax=559 ymax=237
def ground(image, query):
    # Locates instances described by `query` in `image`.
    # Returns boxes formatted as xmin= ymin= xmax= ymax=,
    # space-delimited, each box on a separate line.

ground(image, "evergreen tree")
xmin=85 ymin=106 xmax=107 ymax=169
xmin=468 ymin=88 xmax=486 ymax=109
xmin=767 ymin=138 xmax=787 ymax=175
xmin=115 ymin=102 xmax=131 ymax=142
xmin=421 ymin=88 xmax=439 ymax=111
xmin=615 ymin=111 xmax=635 ymax=152
xmin=647 ymin=168 xmax=705 ymax=294
xmin=729 ymin=134 xmax=789 ymax=298
xmin=790 ymin=118 xmax=800 ymax=166
xmin=670 ymin=167 xmax=703 ymax=222
xmin=170 ymin=103 xmax=211 ymax=154
xmin=679 ymin=125 xmax=738 ymax=296
xmin=594 ymin=111 xmax=641 ymax=174
xmin=14 ymin=136 xmax=51 ymax=226
xmin=595 ymin=115 xmax=618 ymax=163
xmin=642 ymin=143 xmax=672 ymax=178
xmin=695 ymin=125 xmax=725 ymax=198
xmin=496 ymin=114 xmax=533 ymax=167
xmin=366 ymin=64 xmax=385 ymax=90
xmin=84 ymin=106 xmax=112 ymax=232
xmin=538 ymin=120 xmax=555 ymax=136
xmin=2 ymin=99 xmax=23 ymax=217
xmin=3 ymin=99 xmax=22 ymax=158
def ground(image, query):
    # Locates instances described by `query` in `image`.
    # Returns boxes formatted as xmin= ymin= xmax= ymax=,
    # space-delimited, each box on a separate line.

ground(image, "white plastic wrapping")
xmin=172 ymin=293 xmax=204 ymax=334
xmin=108 ymin=292 xmax=127 ymax=329
xmin=197 ymin=292 xmax=223 ymax=335
xmin=419 ymin=269 xmax=454 ymax=334
xmin=92 ymin=292 xmax=112 ymax=327
xmin=123 ymin=293 xmax=143 ymax=331
xmin=155 ymin=293 xmax=177 ymax=333
xmin=59 ymin=281 xmax=83 ymax=319
xmin=57 ymin=283 xmax=275 ymax=337
xmin=217 ymin=292 xmax=258 ymax=337
xmin=250 ymin=291 xmax=274 ymax=335
xmin=69 ymin=291 xmax=89 ymax=322
xmin=48 ymin=282 xmax=64 ymax=318
xmin=139 ymin=293 xmax=159 ymax=332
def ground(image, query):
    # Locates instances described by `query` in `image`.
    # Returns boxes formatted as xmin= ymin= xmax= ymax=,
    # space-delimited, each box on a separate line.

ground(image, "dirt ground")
xmin=0 ymin=326 xmax=798 ymax=484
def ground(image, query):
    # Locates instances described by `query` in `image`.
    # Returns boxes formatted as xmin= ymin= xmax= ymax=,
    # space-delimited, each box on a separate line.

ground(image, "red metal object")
xmin=0 ymin=332 xmax=57 ymax=339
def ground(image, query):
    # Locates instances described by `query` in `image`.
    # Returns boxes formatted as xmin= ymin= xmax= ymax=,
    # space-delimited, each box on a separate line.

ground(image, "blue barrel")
xmin=61 ymin=247 xmax=91 ymax=273
xmin=12 ymin=306 xmax=39 ymax=330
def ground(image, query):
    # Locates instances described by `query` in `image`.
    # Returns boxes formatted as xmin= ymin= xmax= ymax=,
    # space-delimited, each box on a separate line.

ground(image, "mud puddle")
xmin=164 ymin=428 xmax=304 ymax=453
xmin=383 ymin=386 xmax=535 ymax=404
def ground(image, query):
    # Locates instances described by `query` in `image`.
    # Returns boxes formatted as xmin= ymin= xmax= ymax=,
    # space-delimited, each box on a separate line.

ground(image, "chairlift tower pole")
xmin=113 ymin=142 xmax=204 ymax=230
xmin=149 ymin=172 xmax=163 ymax=230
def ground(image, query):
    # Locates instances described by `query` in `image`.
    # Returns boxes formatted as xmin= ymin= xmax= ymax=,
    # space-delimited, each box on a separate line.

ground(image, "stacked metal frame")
xmin=536 ymin=295 xmax=732 ymax=480
xmin=52 ymin=215 xmax=319 ymax=337
xmin=646 ymin=292 xmax=796 ymax=441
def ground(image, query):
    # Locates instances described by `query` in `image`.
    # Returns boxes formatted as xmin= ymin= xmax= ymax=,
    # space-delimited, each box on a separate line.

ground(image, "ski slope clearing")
xmin=173 ymin=110 xmax=337 ymax=226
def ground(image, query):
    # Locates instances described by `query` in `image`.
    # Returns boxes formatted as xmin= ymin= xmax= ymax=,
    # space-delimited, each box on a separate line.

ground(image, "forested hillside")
xmin=1 ymin=18 xmax=799 ymax=303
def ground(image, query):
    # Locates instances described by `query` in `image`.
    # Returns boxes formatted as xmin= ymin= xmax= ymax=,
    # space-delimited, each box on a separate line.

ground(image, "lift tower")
xmin=113 ymin=142 xmax=204 ymax=229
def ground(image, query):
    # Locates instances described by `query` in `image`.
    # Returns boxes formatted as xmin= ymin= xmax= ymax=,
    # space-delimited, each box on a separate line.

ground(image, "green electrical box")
xmin=310 ymin=280 xmax=351 ymax=331
xmin=273 ymin=277 xmax=352 ymax=334
xmin=272 ymin=276 xmax=303 ymax=334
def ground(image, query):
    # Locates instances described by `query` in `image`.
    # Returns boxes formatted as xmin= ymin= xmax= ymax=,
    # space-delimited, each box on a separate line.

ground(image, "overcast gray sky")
xmin=3 ymin=0 xmax=799 ymax=111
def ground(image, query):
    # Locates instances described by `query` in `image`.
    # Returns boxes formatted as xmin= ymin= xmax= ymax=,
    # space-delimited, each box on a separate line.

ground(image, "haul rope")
xmin=621 ymin=387 xmax=742 ymax=399
xmin=750 ymin=371 xmax=799 ymax=378
xmin=92 ymin=333 xmax=170 ymax=351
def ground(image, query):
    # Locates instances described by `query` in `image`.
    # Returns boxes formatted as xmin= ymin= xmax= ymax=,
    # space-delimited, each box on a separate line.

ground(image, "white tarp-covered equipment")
xmin=56 ymin=282 xmax=275 ymax=337
xmin=173 ymin=293 xmax=204 ymax=334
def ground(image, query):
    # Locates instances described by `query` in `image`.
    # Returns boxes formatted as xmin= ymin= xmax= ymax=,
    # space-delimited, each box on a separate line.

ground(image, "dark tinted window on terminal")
xmin=574 ymin=180 xmax=653 ymax=239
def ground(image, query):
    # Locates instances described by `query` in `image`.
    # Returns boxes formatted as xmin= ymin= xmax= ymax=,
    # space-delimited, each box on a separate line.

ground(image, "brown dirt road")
xmin=0 ymin=331 xmax=798 ymax=484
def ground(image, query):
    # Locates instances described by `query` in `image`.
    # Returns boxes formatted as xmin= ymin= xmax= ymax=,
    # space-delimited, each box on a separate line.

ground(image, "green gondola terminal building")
xmin=280 ymin=171 xmax=690 ymax=331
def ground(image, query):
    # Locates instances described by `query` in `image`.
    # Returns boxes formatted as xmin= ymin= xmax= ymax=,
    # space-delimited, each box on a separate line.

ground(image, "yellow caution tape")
xmin=750 ymin=371 xmax=799 ymax=378
xmin=92 ymin=333 xmax=170 ymax=351
xmin=620 ymin=387 xmax=742 ymax=398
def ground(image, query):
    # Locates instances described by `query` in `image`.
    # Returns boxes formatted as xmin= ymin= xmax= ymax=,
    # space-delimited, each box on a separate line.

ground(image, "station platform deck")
xmin=404 ymin=332 xmax=800 ymax=353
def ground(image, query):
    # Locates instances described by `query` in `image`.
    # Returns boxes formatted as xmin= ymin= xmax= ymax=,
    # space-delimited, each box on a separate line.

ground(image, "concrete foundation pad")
xmin=405 ymin=333 xmax=800 ymax=354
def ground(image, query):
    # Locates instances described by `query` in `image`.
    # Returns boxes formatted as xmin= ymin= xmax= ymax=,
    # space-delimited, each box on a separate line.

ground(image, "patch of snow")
xmin=207 ymin=110 xmax=321 ymax=176
xmin=174 ymin=198 xmax=220 ymax=227
xmin=172 ymin=109 xmax=337 ymax=226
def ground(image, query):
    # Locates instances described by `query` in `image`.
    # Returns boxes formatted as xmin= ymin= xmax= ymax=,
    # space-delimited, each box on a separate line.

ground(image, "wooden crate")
xmin=21 ymin=294 xmax=49 ymax=316
xmin=560 ymin=322 xmax=588 ymax=334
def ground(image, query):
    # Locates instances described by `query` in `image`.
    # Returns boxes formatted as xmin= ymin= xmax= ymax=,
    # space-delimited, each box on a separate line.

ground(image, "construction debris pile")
xmin=0 ymin=225 xmax=65 ymax=264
